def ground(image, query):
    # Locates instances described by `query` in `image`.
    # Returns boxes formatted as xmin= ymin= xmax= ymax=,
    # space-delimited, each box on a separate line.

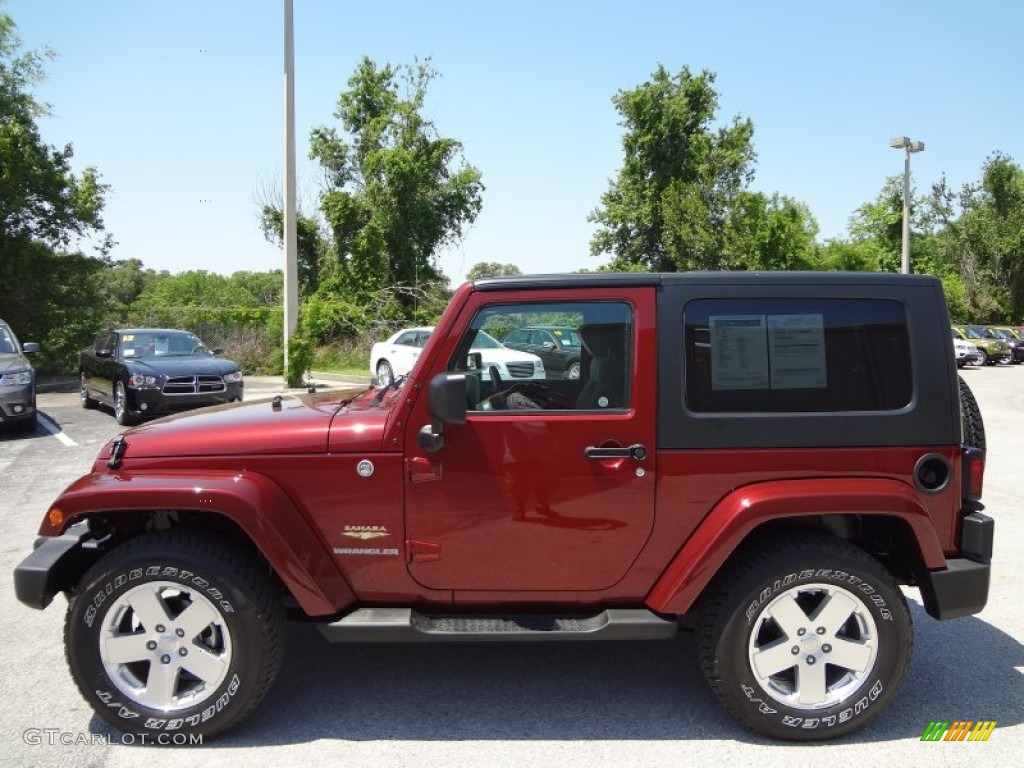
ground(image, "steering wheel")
xmin=488 ymin=365 xmax=507 ymax=410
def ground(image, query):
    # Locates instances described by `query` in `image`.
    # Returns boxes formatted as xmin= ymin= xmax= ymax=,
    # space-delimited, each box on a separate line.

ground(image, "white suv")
xmin=371 ymin=327 xmax=545 ymax=387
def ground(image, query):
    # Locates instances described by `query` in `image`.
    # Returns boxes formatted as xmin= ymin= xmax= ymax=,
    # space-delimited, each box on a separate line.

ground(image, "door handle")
xmin=584 ymin=443 xmax=647 ymax=460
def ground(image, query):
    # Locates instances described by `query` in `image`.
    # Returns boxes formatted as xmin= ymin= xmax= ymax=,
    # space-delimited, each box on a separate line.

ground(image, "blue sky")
xmin=6 ymin=0 xmax=1023 ymax=283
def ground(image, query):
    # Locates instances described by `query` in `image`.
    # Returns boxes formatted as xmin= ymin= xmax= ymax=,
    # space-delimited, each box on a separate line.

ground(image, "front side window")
xmin=447 ymin=301 xmax=633 ymax=412
xmin=684 ymin=298 xmax=912 ymax=413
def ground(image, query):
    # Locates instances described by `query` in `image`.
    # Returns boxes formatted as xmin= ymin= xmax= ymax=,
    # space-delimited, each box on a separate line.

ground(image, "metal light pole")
xmin=889 ymin=136 xmax=925 ymax=274
xmin=283 ymin=0 xmax=299 ymax=381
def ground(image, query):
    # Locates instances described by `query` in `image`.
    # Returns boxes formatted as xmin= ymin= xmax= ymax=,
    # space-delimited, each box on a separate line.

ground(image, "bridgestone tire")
xmin=697 ymin=533 xmax=912 ymax=741
xmin=65 ymin=530 xmax=284 ymax=740
xmin=958 ymin=375 xmax=986 ymax=451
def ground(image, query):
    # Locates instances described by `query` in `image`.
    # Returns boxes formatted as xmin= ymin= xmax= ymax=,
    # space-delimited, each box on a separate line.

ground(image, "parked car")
xmin=951 ymin=325 xmax=1011 ymax=365
xmin=369 ymin=327 xmax=433 ymax=387
xmin=952 ymin=332 xmax=981 ymax=368
xmin=0 ymin=319 xmax=39 ymax=432
xmin=370 ymin=327 xmax=545 ymax=387
xmin=501 ymin=325 xmax=583 ymax=379
xmin=16 ymin=272 xmax=992 ymax=743
xmin=987 ymin=326 xmax=1024 ymax=363
xmin=79 ymin=328 xmax=243 ymax=425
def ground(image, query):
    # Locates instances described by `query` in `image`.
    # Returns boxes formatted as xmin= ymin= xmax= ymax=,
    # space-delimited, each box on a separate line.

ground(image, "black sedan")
xmin=501 ymin=326 xmax=583 ymax=379
xmin=80 ymin=328 xmax=243 ymax=425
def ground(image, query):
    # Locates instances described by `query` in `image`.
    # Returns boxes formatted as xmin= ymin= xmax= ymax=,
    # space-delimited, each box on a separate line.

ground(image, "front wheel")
xmin=697 ymin=533 xmax=911 ymax=741
xmin=65 ymin=530 xmax=284 ymax=739
xmin=376 ymin=360 xmax=393 ymax=389
xmin=113 ymin=381 xmax=134 ymax=426
xmin=977 ymin=349 xmax=989 ymax=366
xmin=81 ymin=373 xmax=97 ymax=409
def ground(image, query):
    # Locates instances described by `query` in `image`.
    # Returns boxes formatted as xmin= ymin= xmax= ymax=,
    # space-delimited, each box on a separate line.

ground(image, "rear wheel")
xmin=65 ymin=530 xmax=284 ymax=739
xmin=697 ymin=533 xmax=911 ymax=741
xmin=958 ymin=375 xmax=986 ymax=450
xmin=977 ymin=349 xmax=990 ymax=366
xmin=566 ymin=360 xmax=581 ymax=380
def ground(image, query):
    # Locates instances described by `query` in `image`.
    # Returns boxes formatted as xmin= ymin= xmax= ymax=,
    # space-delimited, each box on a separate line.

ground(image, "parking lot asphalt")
xmin=1 ymin=365 xmax=1021 ymax=767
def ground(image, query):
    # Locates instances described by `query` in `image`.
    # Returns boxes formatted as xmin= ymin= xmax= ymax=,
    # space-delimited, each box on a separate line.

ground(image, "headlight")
xmin=223 ymin=371 xmax=243 ymax=384
xmin=128 ymin=374 xmax=159 ymax=388
xmin=0 ymin=370 xmax=32 ymax=386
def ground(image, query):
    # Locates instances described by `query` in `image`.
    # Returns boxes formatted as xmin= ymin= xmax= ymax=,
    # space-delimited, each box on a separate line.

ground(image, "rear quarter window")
xmin=684 ymin=298 xmax=912 ymax=413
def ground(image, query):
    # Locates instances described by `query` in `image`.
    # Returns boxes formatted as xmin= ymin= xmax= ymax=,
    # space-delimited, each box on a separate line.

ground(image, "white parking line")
xmin=38 ymin=414 xmax=78 ymax=447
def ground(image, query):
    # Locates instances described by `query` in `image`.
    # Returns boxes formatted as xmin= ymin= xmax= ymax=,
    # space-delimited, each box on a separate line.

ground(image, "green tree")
xmin=727 ymin=192 xmax=820 ymax=271
xmin=963 ymin=153 xmax=1024 ymax=319
xmin=103 ymin=258 xmax=166 ymax=308
xmin=589 ymin=65 xmax=756 ymax=271
xmin=0 ymin=12 xmax=112 ymax=369
xmin=0 ymin=14 xmax=109 ymax=250
xmin=466 ymin=262 xmax=521 ymax=280
xmin=307 ymin=56 xmax=483 ymax=306
xmin=590 ymin=65 xmax=819 ymax=273
xmin=229 ymin=270 xmax=283 ymax=307
xmin=257 ymin=207 xmax=329 ymax=298
xmin=847 ymin=176 xmax=904 ymax=273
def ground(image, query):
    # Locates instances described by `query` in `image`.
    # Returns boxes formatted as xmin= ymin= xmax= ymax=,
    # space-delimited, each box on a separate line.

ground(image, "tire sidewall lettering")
xmin=82 ymin=565 xmax=235 ymax=629
xmin=744 ymin=568 xmax=891 ymax=624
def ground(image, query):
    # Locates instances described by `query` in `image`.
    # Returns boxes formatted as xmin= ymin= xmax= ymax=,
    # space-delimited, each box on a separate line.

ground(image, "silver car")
xmin=0 ymin=320 xmax=40 ymax=432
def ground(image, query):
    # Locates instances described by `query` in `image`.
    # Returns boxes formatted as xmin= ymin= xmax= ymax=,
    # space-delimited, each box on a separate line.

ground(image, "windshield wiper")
xmin=372 ymin=375 xmax=405 ymax=407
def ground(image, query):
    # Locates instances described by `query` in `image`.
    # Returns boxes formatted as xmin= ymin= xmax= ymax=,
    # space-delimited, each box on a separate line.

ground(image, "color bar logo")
xmin=921 ymin=721 xmax=997 ymax=741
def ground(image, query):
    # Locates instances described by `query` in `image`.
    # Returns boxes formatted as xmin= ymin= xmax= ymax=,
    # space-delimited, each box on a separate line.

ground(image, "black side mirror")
xmin=418 ymin=373 xmax=467 ymax=454
xmin=429 ymin=373 xmax=467 ymax=425
xmin=96 ymin=348 xmax=112 ymax=358
xmin=212 ymin=347 xmax=224 ymax=355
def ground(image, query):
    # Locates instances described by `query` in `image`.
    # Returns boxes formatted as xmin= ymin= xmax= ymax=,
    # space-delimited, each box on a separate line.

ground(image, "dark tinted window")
xmin=684 ymin=298 xmax=912 ymax=413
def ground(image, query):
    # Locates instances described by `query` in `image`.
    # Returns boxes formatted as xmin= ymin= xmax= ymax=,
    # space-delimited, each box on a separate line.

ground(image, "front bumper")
xmin=13 ymin=521 xmax=94 ymax=610
xmin=127 ymin=382 xmax=244 ymax=417
xmin=919 ymin=512 xmax=993 ymax=620
xmin=0 ymin=384 xmax=36 ymax=422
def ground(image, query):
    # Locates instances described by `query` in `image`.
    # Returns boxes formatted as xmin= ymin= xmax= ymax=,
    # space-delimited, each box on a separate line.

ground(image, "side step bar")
xmin=317 ymin=608 xmax=678 ymax=643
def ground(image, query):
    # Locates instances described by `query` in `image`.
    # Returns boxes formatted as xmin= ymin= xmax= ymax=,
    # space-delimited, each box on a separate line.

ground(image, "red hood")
xmin=101 ymin=387 xmax=394 ymax=460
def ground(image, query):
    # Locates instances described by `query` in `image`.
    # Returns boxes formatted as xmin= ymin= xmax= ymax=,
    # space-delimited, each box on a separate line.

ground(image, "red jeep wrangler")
xmin=14 ymin=272 xmax=993 ymax=741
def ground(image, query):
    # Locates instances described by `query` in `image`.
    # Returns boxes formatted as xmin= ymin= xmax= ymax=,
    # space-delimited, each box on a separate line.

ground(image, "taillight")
xmin=962 ymin=446 xmax=985 ymax=502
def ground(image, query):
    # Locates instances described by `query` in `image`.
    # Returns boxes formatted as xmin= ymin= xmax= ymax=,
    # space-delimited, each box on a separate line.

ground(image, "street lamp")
xmin=889 ymin=136 xmax=925 ymax=274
